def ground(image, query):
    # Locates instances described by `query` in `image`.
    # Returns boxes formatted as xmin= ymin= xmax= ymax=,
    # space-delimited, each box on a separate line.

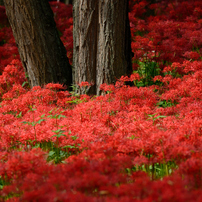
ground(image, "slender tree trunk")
xmin=4 ymin=0 xmax=72 ymax=89
xmin=73 ymin=0 xmax=132 ymax=95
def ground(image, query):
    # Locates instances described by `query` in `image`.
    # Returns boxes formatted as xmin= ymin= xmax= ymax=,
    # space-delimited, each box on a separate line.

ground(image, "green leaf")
xmin=63 ymin=145 xmax=76 ymax=149
xmin=36 ymin=119 xmax=46 ymax=124
xmin=48 ymin=151 xmax=55 ymax=157
xmin=51 ymin=134 xmax=67 ymax=138
xmin=148 ymin=113 xmax=157 ymax=118
xmin=40 ymin=114 xmax=45 ymax=118
xmin=156 ymin=101 xmax=164 ymax=106
xmin=48 ymin=109 xmax=54 ymax=114
xmin=16 ymin=112 xmax=22 ymax=118
xmin=57 ymin=114 xmax=66 ymax=119
xmin=22 ymin=81 xmax=28 ymax=87
xmin=22 ymin=121 xmax=29 ymax=125
xmin=156 ymin=115 xmax=167 ymax=119
xmin=71 ymin=136 xmax=78 ymax=140
xmin=52 ymin=129 xmax=65 ymax=134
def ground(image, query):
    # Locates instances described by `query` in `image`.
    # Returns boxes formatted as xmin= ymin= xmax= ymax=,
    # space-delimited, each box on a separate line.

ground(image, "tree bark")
xmin=73 ymin=1 xmax=98 ymax=94
xmin=4 ymin=0 xmax=72 ymax=89
xmin=73 ymin=0 xmax=132 ymax=95
xmin=64 ymin=0 xmax=73 ymax=4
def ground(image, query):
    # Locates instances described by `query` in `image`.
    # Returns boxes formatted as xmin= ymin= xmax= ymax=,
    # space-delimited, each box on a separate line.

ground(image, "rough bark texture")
xmin=73 ymin=0 xmax=132 ymax=95
xmin=73 ymin=0 xmax=98 ymax=94
xmin=4 ymin=0 xmax=72 ymax=88
xmin=64 ymin=0 xmax=73 ymax=4
xmin=96 ymin=0 xmax=131 ymax=93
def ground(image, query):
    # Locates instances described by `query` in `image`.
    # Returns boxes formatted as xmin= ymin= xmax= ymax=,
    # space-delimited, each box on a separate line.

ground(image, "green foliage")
xmin=147 ymin=113 xmax=167 ymax=125
xmin=21 ymin=81 xmax=29 ymax=88
xmin=47 ymin=146 xmax=70 ymax=164
xmin=127 ymin=161 xmax=178 ymax=180
xmin=156 ymin=100 xmax=177 ymax=108
xmin=46 ymin=141 xmax=80 ymax=164
xmin=47 ymin=114 xmax=66 ymax=120
xmin=0 ymin=176 xmax=5 ymax=190
xmin=148 ymin=113 xmax=167 ymax=121
xmin=22 ymin=118 xmax=46 ymax=127
xmin=69 ymin=84 xmax=80 ymax=96
xmin=134 ymin=60 xmax=161 ymax=87
xmin=66 ymin=97 xmax=87 ymax=105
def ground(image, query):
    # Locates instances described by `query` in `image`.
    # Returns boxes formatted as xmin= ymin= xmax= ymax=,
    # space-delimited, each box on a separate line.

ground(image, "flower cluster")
xmin=0 ymin=0 xmax=201 ymax=201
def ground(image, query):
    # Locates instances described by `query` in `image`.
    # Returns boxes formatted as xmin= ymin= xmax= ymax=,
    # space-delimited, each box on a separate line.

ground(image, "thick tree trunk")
xmin=4 ymin=0 xmax=72 ymax=89
xmin=96 ymin=0 xmax=132 ymax=93
xmin=73 ymin=1 xmax=98 ymax=94
xmin=73 ymin=0 xmax=132 ymax=95
xmin=64 ymin=0 xmax=73 ymax=4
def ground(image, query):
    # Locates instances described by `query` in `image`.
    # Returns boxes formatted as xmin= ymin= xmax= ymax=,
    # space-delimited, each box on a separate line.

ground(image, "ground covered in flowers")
xmin=0 ymin=0 xmax=202 ymax=201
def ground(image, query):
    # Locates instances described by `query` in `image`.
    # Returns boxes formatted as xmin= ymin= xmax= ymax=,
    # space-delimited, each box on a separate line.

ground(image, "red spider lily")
xmin=0 ymin=0 xmax=202 ymax=201
xmin=78 ymin=81 xmax=91 ymax=88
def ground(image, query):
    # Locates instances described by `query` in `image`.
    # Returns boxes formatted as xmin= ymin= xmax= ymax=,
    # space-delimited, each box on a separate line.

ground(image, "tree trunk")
xmin=73 ymin=1 xmax=98 ymax=94
xmin=4 ymin=0 xmax=72 ymax=89
xmin=64 ymin=0 xmax=73 ymax=4
xmin=73 ymin=0 xmax=132 ymax=95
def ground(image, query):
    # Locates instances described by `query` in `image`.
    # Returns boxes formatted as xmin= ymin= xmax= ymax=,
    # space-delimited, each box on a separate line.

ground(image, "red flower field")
xmin=0 ymin=0 xmax=201 ymax=201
